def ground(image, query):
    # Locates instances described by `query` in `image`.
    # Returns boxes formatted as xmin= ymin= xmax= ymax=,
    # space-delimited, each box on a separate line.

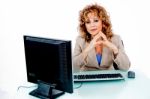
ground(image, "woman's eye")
xmin=94 ymin=20 xmax=99 ymax=22
xmin=85 ymin=21 xmax=90 ymax=24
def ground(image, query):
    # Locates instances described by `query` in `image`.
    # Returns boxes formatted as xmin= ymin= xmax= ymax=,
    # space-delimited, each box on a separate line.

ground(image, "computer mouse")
xmin=128 ymin=71 xmax=135 ymax=78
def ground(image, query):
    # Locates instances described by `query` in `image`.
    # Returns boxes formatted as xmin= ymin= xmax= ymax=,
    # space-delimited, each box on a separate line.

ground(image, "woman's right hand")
xmin=82 ymin=33 xmax=101 ymax=60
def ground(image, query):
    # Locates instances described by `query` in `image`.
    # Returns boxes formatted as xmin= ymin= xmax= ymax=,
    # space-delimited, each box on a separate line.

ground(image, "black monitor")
xmin=23 ymin=35 xmax=73 ymax=99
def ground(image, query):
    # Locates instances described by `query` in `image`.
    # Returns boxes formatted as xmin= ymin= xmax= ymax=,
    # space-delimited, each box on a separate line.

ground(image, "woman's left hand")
xmin=95 ymin=31 xmax=109 ymax=47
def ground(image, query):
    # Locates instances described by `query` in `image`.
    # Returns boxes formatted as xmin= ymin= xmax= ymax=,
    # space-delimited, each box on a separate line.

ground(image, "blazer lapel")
xmin=100 ymin=46 xmax=108 ymax=66
xmin=89 ymin=48 xmax=99 ymax=67
xmin=85 ymin=42 xmax=99 ymax=67
xmin=100 ymin=46 xmax=113 ymax=66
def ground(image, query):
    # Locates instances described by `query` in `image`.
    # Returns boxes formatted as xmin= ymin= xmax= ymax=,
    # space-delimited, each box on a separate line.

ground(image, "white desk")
xmin=13 ymin=70 xmax=150 ymax=99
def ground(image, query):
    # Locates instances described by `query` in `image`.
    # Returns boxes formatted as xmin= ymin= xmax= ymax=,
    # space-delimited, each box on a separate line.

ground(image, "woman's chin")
xmin=92 ymin=32 xmax=99 ymax=37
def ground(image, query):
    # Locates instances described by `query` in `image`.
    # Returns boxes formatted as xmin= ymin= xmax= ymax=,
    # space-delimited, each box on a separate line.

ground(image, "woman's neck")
xmin=95 ymin=45 xmax=103 ymax=54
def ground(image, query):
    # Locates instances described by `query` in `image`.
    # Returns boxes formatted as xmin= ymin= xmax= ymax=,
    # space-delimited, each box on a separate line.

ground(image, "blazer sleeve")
xmin=112 ymin=35 xmax=131 ymax=70
xmin=72 ymin=36 xmax=87 ymax=70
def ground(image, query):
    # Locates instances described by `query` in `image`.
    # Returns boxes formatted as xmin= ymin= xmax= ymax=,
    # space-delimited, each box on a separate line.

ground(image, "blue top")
xmin=96 ymin=54 xmax=102 ymax=65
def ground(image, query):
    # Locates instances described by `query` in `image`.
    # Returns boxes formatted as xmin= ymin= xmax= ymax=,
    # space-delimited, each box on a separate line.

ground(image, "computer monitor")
xmin=23 ymin=35 xmax=73 ymax=99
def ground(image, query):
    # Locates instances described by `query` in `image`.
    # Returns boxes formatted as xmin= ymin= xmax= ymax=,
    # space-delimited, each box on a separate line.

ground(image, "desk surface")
xmin=10 ymin=70 xmax=150 ymax=99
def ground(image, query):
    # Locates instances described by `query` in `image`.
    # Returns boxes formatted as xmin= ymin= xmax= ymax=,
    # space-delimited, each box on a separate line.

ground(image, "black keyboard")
xmin=74 ymin=73 xmax=124 ymax=82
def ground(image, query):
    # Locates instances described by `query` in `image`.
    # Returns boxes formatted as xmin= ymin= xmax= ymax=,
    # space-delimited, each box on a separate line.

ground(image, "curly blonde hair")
xmin=79 ymin=3 xmax=113 ymax=42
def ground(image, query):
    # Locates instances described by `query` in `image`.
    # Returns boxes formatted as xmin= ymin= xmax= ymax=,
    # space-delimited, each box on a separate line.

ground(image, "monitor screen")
xmin=23 ymin=35 xmax=73 ymax=99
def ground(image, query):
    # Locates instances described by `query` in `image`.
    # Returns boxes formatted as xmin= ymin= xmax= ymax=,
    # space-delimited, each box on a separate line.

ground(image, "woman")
xmin=73 ymin=3 xmax=130 ymax=71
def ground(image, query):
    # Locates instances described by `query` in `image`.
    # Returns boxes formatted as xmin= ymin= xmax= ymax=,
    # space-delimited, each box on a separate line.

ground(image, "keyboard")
xmin=73 ymin=71 xmax=124 ymax=82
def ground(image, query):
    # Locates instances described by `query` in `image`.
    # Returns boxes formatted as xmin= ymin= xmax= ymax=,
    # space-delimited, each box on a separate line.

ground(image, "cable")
xmin=17 ymin=85 xmax=37 ymax=91
xmin=73 ymin=82 xmax=83 ymax=89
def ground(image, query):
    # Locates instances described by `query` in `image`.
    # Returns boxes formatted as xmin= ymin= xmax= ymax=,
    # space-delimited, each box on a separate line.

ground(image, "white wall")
xmin=0 ymin=0 xmax=150 ymax=94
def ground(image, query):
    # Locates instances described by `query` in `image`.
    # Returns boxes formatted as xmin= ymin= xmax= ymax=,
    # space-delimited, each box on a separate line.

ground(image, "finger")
xmin=94 ymin=33 xmax=101 ymax=41
xmin=95 ymin=41 xmax=103 ymax=45
xmin=99 ymin=33 xmax=107 ymax=40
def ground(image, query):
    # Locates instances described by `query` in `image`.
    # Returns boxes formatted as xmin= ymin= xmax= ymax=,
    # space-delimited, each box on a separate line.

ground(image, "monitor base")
xmin=29 ymin=80 xmax=65 ymax=99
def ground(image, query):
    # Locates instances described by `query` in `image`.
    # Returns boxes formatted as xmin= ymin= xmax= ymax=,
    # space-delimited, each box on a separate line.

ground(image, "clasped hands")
xmin=88 ymin=31 xmax=109 ymax=50
xmin=86 ymin=31 xmax=119 ymax=55
xmin=94 ymin=31 xmax=108 ymax=47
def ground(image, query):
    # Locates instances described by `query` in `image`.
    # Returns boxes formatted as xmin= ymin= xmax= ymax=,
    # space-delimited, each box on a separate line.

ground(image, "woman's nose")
xmin=90 ymin=22 xmax=95 ymax=27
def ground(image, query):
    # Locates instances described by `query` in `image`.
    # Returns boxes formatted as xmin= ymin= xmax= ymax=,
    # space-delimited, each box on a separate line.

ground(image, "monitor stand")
xmin=29 ymin=80 xmax=65 ymax=99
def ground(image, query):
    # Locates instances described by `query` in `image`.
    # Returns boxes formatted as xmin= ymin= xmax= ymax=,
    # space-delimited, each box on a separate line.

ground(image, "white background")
xmin=0 ymin=0 xmax=150 ymax=95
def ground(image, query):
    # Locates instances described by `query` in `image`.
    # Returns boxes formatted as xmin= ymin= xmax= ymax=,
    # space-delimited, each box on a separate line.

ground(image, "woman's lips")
xmin=90 ymin=29 xmax=97 ymax=32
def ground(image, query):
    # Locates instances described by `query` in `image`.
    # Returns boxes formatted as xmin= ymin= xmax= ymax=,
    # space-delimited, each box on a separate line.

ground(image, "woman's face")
xmin=85 ymin=12 xmax=102 ymax=37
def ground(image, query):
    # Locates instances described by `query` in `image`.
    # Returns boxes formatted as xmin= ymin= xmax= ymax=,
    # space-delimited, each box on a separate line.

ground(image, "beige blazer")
xmin=72 ymin=34 xmax=130 ymax=72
